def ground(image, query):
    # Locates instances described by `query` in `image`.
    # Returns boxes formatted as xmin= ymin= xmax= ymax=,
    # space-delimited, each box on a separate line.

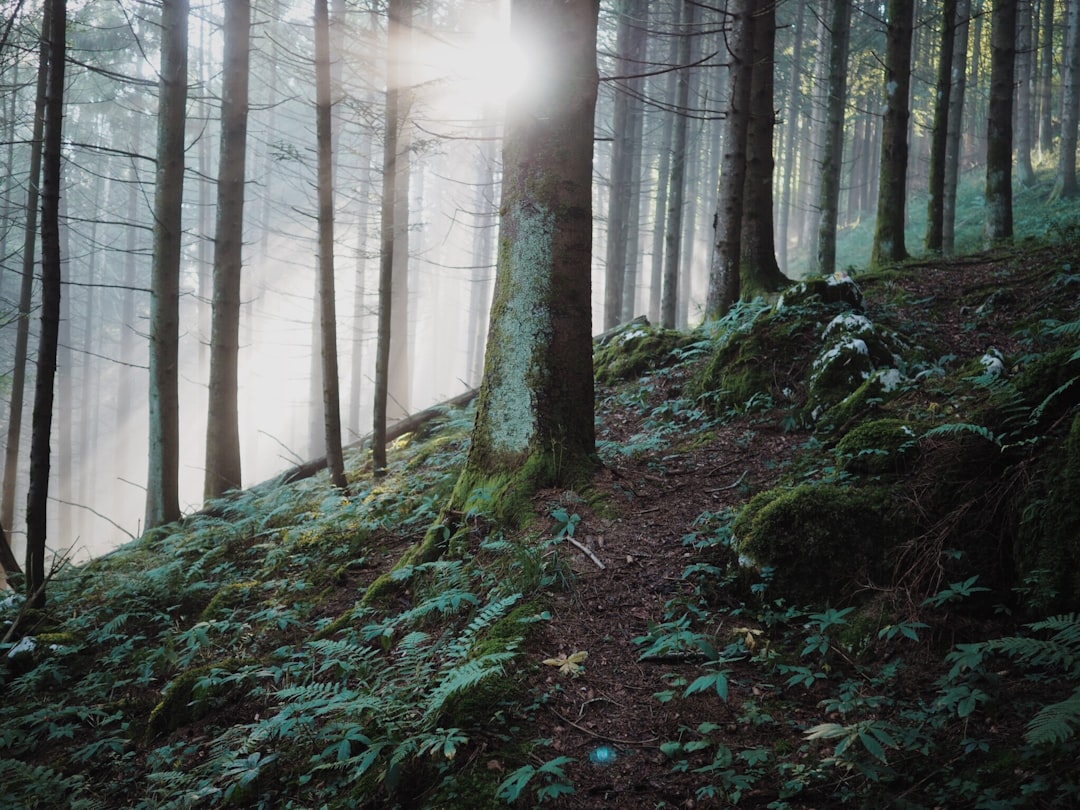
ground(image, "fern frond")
xmin=445 ymin=592 xmax=522 ymax=661
xmin=422 ymin=652 xmax=516 ymax=724
xmin=922 ymin=423 xmax=1001 ymax=446
xmin=1025 ymin=687 xmax=1080 ymax=745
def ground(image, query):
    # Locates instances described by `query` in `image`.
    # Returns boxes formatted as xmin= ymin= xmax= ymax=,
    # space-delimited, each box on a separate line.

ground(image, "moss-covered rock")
xmin=689 ymin=306 xmax=825 ymax=414
xmin=777 ymin=274 xmax=865 ymax=312
xmin=816 ymin=367 xmax=908 ymax=433
xmin=836 ymin=419 xmax=922 ymax=476
xmin=807 ymin=313 xmax=912 ymax=419
xmin=733 ymin=483 xmax=913 ymax=606
xmin=593 ymin=322 xmax=696 ymax=385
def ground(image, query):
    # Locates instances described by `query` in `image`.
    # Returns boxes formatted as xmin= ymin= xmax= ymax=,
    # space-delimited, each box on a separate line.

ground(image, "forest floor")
xmin=4 ymin=243 xmax=1080 ymax=809
xmin=506 ymin=247 xmax=1075 ymax=808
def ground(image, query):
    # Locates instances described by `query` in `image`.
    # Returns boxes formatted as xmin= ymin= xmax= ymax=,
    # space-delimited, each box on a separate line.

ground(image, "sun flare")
xmin=418 ymin=12 xmax=537 ymax=118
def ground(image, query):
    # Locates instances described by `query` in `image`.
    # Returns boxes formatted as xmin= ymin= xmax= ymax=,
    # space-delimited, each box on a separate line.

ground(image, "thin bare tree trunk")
xmin=815 ymin=0 xmax=853 ymax=275
xmin=1 ymin=1 xmax=49 ymax=548
xmin=145 ymin=0 xmax=188 ymax=529
xmin=705 ymin=0 xmax=752 ymax=319
xmin=26 ymin=0 xmax=65 ymax=608
xmin=985 ymin=0 xmax=1017 ymax=244
xmin=315 ymin=0 xmax=346 ymax=488
xmin=943 ymin=0 xmax=971 ymax=255
xmin=871 ymin=0 xmax=915 ymax=267
xmin=661 ymin=0 xmax=694 ymax=329
xmin=204 ymin=0 xmax=250 ymax=500
xmin=927 ymin=0 xmax=958 ymax=252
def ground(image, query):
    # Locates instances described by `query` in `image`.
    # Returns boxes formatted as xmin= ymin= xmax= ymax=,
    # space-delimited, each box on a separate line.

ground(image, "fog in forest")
xmin=1 ymin=0 xmax=1065 ymax=566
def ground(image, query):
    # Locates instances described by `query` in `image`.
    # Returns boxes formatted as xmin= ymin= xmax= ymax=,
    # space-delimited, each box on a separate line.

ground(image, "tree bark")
xmin=815 ymin=0 xmax=853 ymax=275
xmin=315 ymin=0 xmax=347 ymax=489
xmin=1015 ymin=0 xmax=1037 ymax=187
xmin=2 ymin=0 xmax=49 ymax=544
xmin=145 ymin=0 xmax=188 ymax=530
xmin=777 ymin=0 xmax=806 ymax=274
xmin=26 ymin=0 xmax=65 ymax=608
xmin=661 ymin=0 xmax=695 ymax=329
xmin=1037 ymin=0 xmax=1055 ymax=155
xmin=455 ymin=0 xmax=599 ymax=515
xmin=373 ymin=0 xmax=408 ymax=475
xmin=1050 ymin=0 xmax=1080 ymax=201
xmin=927 ymin=0 xmax=957 ymax=253
xmin=705 ymin=0 xmax=753 ymax=319
xmin=986 ymin=0 xmax=1017 ymax=245
xmin=204 ymin=0 xmax=250 ymax=500
xmin=943 ymin=0 xmax=971 ymax=255
xmin=870 ymin=0 xmax=915 ymax=267
xmin=739 ymin=1 xmax=788 ymax=297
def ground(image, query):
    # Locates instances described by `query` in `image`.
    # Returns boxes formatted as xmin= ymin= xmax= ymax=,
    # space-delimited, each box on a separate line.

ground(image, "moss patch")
xmin=836 ymin=419 xmax=922 ymax=476
xmin=733 ymin=483 xmax=913 ymax=606
xmin=593 ymin=323 xmax=696 ymax=385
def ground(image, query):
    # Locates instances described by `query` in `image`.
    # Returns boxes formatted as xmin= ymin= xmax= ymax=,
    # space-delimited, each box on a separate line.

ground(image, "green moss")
xmin=836 ymin=418 xmax=922 ymax=476
xmin=733 ymin=483 xmax=913 ymax=606
xmin=144 ymin=658 xmax=245 ymax=740
xmin=200 ymin=581 xmax=260 ymax=621
xmin=777 ymin=276 xmax=864 ymax=311
xmin=689 ymin=307 xmax=824 ymax=414
xmin=816 ymin=369 xmax=901 ymax=433
xmin=593 ymin=324 xmax=695 ymax=385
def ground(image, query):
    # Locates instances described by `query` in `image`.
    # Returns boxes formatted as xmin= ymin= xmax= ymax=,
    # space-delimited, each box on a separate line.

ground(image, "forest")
xmin=2 ymin=0 xmax=1080 ymax=807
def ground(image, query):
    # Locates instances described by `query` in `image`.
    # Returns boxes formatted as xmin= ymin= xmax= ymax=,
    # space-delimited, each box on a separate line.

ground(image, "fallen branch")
xmin=567 ymin=537 xmax=605 ymax=570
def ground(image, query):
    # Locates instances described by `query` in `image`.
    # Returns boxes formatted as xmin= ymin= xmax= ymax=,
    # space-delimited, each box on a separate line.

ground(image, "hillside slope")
xmin=2 ymin=241 xmax=1080 ymax=809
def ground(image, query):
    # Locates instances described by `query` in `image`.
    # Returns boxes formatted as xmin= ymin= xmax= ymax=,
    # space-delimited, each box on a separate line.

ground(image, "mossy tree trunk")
xmin=985 ymin=0 xmax=1016 ymax=246
xmin=453 ymin=0 xmax=599 ymax=520
xmin=870 ymin=0 xmax=914 ymax=268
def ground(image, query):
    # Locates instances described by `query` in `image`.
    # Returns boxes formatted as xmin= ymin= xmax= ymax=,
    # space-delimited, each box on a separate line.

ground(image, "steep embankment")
xmin=2 ymin=243 xmax=1080 ymax=809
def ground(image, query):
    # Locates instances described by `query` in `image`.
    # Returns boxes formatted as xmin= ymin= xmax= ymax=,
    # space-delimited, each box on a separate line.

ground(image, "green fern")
xmin=922 ymin=422 xmax=1001 ymax=446
xmin=982 ymin=613 xmax=1080 ymax=745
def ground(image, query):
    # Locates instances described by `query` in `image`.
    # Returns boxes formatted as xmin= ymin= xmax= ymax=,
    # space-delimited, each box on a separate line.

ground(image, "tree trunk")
xmin=389 ymin=3 xmax=414 ymax=422
xmin=466 ymin=126 xmax=497 ymax=387
xmin=146 ymin=0 xmax=188 ymax=529
xmin=2 ymin=0 xmax=49 ymax=544
xmin=661 ymin=0 xmax=694 ymax=329
xmin=1050 ymin=0 xmax=1080 ymax=201
xmin=647 ymin=3 xmax=679 ymax=325
xmin=603 ymin=0 xmax=636 ymax=330
xmin=0 ymin=518 xmax=16 ymax=580
xmin=620 ymin=0 xmax=648 ymax=322
xmin=815 ymin=0 xmax=853 ymax=275
xmin=373 ymin=0 xmax=408 ymax=475
xmin=986 ymin=0 xmax=1017 ymax=244
xmin=740 ymin=1 xmax=788 ymax=296
xmin=1037 ymin=0 xmax=1055 ymax=155
xmin=777 ymin=0 xmax=807 ymax=274
xmin=1015 ymin=0 xmax=1037 ymax=187
xmin=944 ymin=0 xmax=972 ymax=255
xmin=705 ymin=0 xmax=752 ymax=318
xmin=927 ymin=0 xmax=958 ymax=253
xmin=26 ymin=0 xmax=65 ymax=608
xmin=870 ymin=0 xmax=915 ymax=267
xmin=315 ymin=0 xmax=347 ymax=489
xmin=204 ymin=0 xmax=250 ymax=500
xmin=454 ymin=0 xmax=599 ymax=519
